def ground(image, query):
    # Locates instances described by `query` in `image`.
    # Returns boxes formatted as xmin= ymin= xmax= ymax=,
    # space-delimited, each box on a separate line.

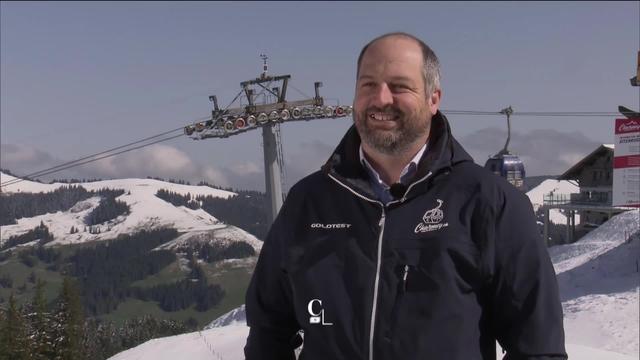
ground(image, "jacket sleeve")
xmin=244 ymin=193 xmax=301 ymax=360
xmin=485 ymin=187 xmax=567 ymax=360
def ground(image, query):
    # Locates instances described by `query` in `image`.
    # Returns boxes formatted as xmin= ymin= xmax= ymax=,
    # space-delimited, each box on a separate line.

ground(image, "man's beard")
xmin=355 ymin=106 xmax=430 ymax=156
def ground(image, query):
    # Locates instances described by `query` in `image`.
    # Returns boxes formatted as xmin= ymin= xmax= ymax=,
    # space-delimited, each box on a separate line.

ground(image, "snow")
xmin=552 ymin=210 xmax=639 ymax=355
xmin=107 ymin=325 xmax=248 ymax=360
xmin=526 ymin=179 xmax=578 ymax=211
xmin=108 ymin=209 xmax=640 ymax=360
xmin=549 ymin=209 xmax=639 ymax=274
xmin=525 ymin=179 xmax=580 ymax=225
xmin=204 ymin=305 xmax=246 ymax=329
xmin=548 ymin=208 xmax=578 ymax=225
xmin=158 ymin=228 xmax=262 ymax=254
xmin=0 ymin=172 xmax=235 ymax=199
xmin=0 ymin=172 xmax=259 ymax=249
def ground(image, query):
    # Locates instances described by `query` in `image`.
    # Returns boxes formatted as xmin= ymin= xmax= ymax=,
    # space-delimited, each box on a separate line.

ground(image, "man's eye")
xmin=392 ymin=84 xmax=411 ymax=91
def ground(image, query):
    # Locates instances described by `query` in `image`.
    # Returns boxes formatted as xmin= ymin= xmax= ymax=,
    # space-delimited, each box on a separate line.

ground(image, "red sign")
xmin=616 ymin=118 xmax=640 ymax=134
xmin=613 ymin=155 xmax=640 ymax=169
xmin=613 ymin=118 xmax=640 ymax=207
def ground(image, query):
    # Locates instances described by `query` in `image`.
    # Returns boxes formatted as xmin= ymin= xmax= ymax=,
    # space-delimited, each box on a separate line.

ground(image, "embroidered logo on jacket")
xmin=307 ymin=299 xmax=333 ymax=325
xmin=414 ymin=199 xmax=449 ymax=233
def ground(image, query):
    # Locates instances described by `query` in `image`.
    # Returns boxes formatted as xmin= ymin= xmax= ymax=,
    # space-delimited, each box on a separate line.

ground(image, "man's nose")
xmin=371 ymin=83 xmax=393 ymax=108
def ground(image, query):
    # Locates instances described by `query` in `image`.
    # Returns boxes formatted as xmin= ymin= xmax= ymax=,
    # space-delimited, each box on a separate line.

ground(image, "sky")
xmin=1 ymin=1 xmax=639 ymax=191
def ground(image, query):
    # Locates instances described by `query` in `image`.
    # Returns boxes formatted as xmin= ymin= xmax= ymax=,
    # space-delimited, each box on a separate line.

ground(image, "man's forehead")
xmin=360 ymin=37 xmax=422 ymax=67
xmin=363 ymin=35 xmax=421 ymax=57
xmin=357 ymin=74 xmax=416 ymax=83
xmin=358 ymin=39 xmax=423 ymax=79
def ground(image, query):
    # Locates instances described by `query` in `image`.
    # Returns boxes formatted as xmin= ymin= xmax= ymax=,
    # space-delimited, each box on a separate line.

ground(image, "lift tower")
xmin=185 ymin=58 xmax=352 ymax=225
xmin=258 ymin=53 xmax=283 ymax=225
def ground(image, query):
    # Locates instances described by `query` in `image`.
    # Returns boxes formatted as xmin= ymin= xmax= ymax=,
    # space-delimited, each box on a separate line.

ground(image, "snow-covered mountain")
xmin=108 ymin=205 xmax=640 ymax=360
xmin=0 ymin=172 xmax=261 ymax=252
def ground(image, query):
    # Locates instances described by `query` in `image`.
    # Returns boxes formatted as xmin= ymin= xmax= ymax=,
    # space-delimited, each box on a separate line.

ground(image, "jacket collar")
xmin=322 ymin=111 xmax=474 ymax=202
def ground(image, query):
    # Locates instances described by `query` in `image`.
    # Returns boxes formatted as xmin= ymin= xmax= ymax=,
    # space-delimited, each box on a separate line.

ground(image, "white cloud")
xmin=1 ymin=143 xmax=58 ymax=171
xmin=203 ymin=166 xmax=230 ymax=187
xmin=0 ymin=143 xmax=232 ymax=187
xmin=86 ymin=144 xmax=194 ymax=178
xmin=228 ymin=161 xmax=261 ymax=177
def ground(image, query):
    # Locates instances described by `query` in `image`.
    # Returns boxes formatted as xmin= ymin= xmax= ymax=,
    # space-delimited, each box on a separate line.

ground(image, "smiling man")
xmin=245 ymin=32 xmax=567 ymax=360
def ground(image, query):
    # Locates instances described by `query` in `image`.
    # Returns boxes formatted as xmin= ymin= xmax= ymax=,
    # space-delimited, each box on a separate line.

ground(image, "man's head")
xmin=354 ymin=32 xmax=441 ymax=156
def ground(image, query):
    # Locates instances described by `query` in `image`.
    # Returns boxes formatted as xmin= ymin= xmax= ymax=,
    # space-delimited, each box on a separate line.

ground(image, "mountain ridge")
xmin=0 ymin=171 xmax=261 ymax=252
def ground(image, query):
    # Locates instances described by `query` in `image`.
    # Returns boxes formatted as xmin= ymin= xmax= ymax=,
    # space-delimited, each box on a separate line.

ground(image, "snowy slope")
xmin=109 ymin=209 xmax=640 ymax=360
xmin=549 ymin=209 xmax=639 ymax=274
xmin=0 ymin=172 xmax=261 ymax=252
xmin=108 ymin=324 xmax=248 ymax=360
xmin=552 ymin=210 xmax=639 ymax=355
xmin=204 ymin=305 xmax=246 ymax=329
xmin=525 ymin=179 xmax=580 ymax=224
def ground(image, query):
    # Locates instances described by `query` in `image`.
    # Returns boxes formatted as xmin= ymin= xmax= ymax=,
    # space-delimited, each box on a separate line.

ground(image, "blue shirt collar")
xmin=359 ymin=143 xmax=427 ymax=203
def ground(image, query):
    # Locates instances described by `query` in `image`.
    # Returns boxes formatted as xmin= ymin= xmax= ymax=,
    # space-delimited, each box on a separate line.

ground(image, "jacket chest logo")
xmin=414 ymin=199 xmax=449 ymax=233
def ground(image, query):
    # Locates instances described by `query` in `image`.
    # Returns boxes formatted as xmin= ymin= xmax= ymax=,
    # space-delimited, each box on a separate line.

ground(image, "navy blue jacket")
xmin=245 ymin=112 xmax=567 ymax=360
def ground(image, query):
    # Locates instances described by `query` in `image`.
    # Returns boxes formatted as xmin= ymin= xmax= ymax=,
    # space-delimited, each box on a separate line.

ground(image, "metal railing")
xmin=543 ymin=192 xmax=611 ymax=206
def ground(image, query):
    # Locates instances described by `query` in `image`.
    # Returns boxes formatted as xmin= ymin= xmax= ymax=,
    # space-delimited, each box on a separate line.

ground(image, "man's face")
xmin=354 ymin=36 xmax=439 ymax=156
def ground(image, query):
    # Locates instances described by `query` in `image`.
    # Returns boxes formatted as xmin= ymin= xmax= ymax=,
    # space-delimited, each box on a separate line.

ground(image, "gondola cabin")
xmin=485 ymin=154 xmax=526 ymax=190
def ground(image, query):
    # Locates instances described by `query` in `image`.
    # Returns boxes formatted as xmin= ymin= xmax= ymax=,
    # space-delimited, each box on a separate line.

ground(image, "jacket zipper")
xmin=327 ymin=171 xmax=432 ymax=360
xmin=369 ymin=210 xmax=385 ymax=360
xmin=327 ymin=173 xmax=384 ymax=360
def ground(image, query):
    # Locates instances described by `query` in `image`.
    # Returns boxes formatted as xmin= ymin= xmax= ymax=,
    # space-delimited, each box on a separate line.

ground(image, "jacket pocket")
xmin=386 ymin=264 xmax=411 ymax=341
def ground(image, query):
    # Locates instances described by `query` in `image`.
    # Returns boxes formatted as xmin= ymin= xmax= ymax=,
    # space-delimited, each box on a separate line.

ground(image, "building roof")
xmin=558 ymin=144 xmax=614 ymax=180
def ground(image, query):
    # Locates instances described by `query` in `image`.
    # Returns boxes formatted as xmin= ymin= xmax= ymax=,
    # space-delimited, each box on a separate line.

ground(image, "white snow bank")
xmin=108 ymin=324 xmax=248 ymax=360
xmin=108 ymin=321 xmax=638 ymax=360
xmin=549 ymin=209 xmax=639 ymax=274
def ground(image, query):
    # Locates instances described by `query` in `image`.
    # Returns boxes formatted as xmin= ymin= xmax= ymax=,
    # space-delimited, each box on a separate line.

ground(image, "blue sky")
xmin=1 ymin=2 xmax=638 ymax=190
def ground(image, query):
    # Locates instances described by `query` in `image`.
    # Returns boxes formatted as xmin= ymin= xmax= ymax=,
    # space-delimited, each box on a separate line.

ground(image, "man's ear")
xmin=428 ymin=89 xmax=441 ymax=116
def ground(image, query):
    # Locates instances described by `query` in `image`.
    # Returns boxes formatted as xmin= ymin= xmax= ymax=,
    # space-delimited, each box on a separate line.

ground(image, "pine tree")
xmin=52 ymin=278 xmax=85 ymax=360
xmin=28 ymin=280 xmax=54 ymax=360
xmin=0 ymin=293 xmax=32 ymax=360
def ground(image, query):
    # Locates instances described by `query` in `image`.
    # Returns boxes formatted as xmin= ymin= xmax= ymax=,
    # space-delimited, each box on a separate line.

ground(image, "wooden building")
xmin=542 ymin=144 xmax=631 ymax=244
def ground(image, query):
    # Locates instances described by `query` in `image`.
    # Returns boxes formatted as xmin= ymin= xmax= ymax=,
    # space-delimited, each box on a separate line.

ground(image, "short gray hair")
xmin=356 ymin=32 xmax=441 ymax=95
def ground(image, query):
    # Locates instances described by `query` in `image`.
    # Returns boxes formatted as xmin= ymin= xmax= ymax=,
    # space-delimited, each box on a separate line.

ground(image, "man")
xmin=245 ymin=32 xmax=567 ymax=360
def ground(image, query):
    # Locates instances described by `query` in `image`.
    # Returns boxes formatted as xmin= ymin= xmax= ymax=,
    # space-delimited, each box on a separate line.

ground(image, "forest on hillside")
xmin=1 ymin=227 xmax=255 ymax=317
xmin=0 ymin=186 xmax=129 ymax=227
xmin=156 ymin=188 xmax=269 ymax=240
xmin=0 ymin=278 xmax=195 ymax=360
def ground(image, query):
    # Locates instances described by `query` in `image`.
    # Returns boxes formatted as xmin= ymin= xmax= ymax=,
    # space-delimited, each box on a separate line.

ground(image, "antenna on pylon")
xmin=260 ymin=53 xmax=268 ymax=79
